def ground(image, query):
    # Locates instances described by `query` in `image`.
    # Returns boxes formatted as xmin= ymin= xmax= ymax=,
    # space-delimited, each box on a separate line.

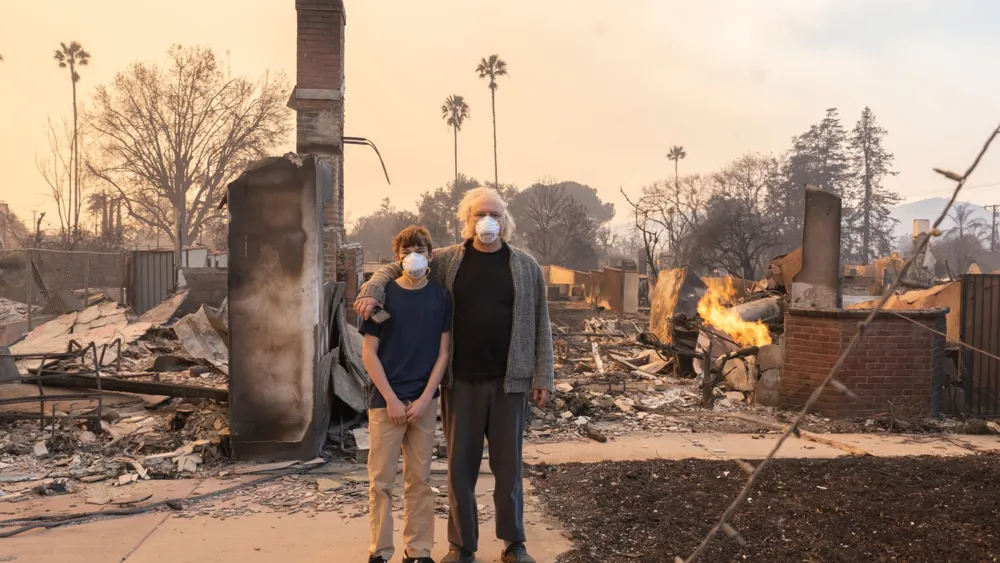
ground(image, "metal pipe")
xmin=728 ymin=296 xmax=783 ymax=323
xmin=343 ymin=137 xmax=391 ymax=184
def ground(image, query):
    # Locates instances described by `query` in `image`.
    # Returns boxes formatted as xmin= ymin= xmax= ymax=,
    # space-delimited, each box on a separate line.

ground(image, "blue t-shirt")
xmin=360 ymin=280 xmax=453 ymax=409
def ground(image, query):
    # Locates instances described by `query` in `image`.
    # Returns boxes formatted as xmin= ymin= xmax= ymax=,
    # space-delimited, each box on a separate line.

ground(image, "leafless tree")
xmin=694 ymin=198 xmax=776 ymax=279
xmin=694 ymin=154 xmax=782 ymax=278
xmin=88 ymin=45 xmax=292 ymax=264
xmin=595 ymin=225 xmax=618 ymax=262
xmin=519 ymin=184 xmax=599 ymax=270
xmin=713 ymin=154 xmax=780 ymax=215
xmin=622 ymin=175 xmax=709 ymax=278
xmin=36 ymin=115 xmax=92 ymax=247
xmin=622 ymin=187 xmax=663 ymax=279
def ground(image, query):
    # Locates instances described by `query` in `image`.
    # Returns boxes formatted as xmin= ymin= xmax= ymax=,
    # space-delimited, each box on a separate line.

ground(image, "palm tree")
xmin=667 ymin=145 xmax=687 ymax=189
xmin=476 ymin=54 xmax=508 ymax=188
xmin=947 ymin=203 xmax=988 ymax=242
xmin=441 ymin=95 xmax=470 ymax=190
xmin=54 ymin=41 xmax=90 ymax=239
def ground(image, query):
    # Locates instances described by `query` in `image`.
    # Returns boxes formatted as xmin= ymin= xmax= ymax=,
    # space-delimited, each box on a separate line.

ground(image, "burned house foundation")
xmin=781 ymin=308 xmax=948 ymax=419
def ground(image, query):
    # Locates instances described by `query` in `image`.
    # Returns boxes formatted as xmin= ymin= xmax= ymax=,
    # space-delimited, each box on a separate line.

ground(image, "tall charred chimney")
xmin=290 ymin=0 xmax=346 ymax=282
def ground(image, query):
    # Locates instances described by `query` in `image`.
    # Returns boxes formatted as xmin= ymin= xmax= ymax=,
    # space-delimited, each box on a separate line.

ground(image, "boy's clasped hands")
xmin=385 ymin=396 xmax=432 ymax=424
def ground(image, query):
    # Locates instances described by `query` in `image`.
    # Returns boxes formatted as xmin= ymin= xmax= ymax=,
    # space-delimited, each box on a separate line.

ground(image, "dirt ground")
xmin=529 ymin=454 xmax=1000 ymax=563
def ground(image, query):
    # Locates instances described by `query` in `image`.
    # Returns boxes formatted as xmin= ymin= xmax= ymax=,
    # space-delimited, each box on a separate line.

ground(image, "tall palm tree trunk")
xmin=70 ymin=64 xmax=79 ymax=241
xmin=673 ymin=159 xmax=679 ymax=189
xmin=453 ymin=126 xmax=459 ymax=244
xmin=491 ymin=88 xmax=498 ymax=187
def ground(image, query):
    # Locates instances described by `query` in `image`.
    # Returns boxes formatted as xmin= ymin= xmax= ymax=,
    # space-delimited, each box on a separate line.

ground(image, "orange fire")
xmin=696 ymin=277 xmax=772 ymax=348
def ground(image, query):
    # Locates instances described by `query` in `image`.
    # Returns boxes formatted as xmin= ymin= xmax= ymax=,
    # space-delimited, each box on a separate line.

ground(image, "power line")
xmin=902 ymin=180 xmax=1000 ymax=201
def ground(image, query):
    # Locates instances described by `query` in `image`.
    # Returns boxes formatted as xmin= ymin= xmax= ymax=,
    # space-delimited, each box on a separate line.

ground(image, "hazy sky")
xmin=3 ymin=0 xmax=1000 ymax=233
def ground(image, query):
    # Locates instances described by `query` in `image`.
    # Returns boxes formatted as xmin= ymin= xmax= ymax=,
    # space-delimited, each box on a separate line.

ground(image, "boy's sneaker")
xmin=501 ymin=542 xmax=536 ymax=563
xmin=402 ymin=556 xmax=436 ymax=563
xmin=441 ymin=546 xmax=475 ymax=563
xmin=367 ymin=556 xmax=387 ymax=563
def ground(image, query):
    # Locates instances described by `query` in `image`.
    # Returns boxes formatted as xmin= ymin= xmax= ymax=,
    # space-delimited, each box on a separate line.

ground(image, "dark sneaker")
xmin=368 ymin=557 xmax=387 ymax=563
xmin=501 ymin=542 xmax=536 ymax=563
xmin=441 ymin=546 xmax=475 ymax=563
xmin=402 ymin=556 xmax=436 ymax=563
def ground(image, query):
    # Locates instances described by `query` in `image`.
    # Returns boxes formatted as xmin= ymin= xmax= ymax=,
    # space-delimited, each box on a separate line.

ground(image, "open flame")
xmin=697 ymin=277 xmax=772 ymax=348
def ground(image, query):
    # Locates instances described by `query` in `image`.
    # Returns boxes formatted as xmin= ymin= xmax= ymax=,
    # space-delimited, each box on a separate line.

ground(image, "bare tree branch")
xmin=88 ymin=45 xmax=292 ymax=253
xmin=35 ymin=115 xmax=91 ymax=247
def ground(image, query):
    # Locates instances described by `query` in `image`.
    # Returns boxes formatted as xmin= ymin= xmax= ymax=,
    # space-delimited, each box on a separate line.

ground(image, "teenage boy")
xmin=362 ymin=225 xmax=453 ymax=563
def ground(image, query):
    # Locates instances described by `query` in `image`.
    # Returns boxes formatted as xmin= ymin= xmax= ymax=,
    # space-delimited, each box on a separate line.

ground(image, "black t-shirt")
xmin=360 ymin=280 xmax=452 ymax=408
xmin=451 ymin=240 xmax=514 ymax=381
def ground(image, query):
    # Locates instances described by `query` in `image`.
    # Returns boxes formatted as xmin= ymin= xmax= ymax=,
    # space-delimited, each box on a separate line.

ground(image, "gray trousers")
xmin=441 ymin=377 xmax=528 ymax=553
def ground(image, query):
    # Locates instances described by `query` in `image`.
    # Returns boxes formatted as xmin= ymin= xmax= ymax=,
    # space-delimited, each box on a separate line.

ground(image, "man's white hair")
xmin=456 ymin=187 xmax=516 ymax=241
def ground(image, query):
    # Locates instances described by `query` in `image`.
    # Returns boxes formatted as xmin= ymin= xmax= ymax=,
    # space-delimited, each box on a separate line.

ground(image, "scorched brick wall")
xmin=781 ymin=308 xmax=947 ymax=419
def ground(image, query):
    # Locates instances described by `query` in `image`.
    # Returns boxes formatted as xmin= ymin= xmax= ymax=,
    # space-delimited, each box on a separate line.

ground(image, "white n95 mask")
xmin=402 ymin=252 xmax=429 ymax=281
xmin=475 ymin=216 xmax=501 ymax=244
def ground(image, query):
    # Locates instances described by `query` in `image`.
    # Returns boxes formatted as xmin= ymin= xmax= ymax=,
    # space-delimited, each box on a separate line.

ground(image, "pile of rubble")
xmin=6 ymin=290 xmax=229 ymax=390
xmin=0 ymin=398 xmax=231 ymax=501
xmin=0 ymin=297 xmax=37 ymax=326
xmin=534 ymin=247 xmax=821 ymax=441
xmin=0 ymin=290 xmax=243 ymax=506
xmin=533 ymin=314 xmax=774 ymax=442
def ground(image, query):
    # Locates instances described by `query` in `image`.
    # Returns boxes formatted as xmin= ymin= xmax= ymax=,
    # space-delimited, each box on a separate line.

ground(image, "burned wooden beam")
xmin=33 ymin=374 xmax=228 ymax=402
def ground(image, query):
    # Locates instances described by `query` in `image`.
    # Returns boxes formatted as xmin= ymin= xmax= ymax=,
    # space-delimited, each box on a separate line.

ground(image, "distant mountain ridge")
xmin=890 ymin=197 xmax=993 ymax=240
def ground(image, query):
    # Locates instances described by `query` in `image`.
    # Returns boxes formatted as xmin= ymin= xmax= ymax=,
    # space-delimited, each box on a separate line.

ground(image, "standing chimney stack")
xmin=289 ymin=0 xmax=346 ymax=282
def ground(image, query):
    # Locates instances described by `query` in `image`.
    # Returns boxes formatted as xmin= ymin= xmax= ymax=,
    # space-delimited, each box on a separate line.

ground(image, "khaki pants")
xmin=368 ymin=399 xmax=438 ymax=560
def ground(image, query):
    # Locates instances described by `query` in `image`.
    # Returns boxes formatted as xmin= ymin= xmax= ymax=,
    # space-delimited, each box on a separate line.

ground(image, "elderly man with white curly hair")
xmin=355 ymin=186 xmax=553 ymax=563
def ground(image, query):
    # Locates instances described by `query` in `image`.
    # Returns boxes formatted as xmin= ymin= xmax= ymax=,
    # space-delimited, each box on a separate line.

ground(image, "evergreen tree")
xmin=849 ymin=107 xmax=900 ymax=264
xmin=775 ymin=108 xmax=855 ymax=255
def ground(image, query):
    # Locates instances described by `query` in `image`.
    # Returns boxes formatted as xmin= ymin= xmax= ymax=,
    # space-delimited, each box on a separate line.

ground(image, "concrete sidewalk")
xmin=3 ymin=432 xmax=997 ymax=563
xmin=524 ymin=431 xmax=1000 ymax=464
xmin=1 ymin=473 xmax=569 ymax=563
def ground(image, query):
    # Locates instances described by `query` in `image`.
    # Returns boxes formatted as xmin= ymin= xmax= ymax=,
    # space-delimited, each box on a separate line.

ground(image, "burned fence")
xmin=961 ymin=273 xmax=1000 ymax=416
xmin=128 ymin=250 xmax=175 ymax=316
xmin=0 ymin=249 xmax=127 ymax=342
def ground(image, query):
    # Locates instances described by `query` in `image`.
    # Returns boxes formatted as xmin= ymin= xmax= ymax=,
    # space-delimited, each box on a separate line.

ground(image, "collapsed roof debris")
xmin=0 ymin=291 xmax=233 ymax=488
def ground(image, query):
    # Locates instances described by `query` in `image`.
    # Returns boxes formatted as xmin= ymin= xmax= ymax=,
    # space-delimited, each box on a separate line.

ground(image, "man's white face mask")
xmin=475 ymin=216 xmax=501 ymax=244
xmin=402 ymin=252 xmax=429 ymax=281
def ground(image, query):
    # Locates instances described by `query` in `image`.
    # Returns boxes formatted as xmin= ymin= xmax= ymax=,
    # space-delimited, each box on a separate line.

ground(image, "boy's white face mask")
xmin=401 ymin=252 xmax=429 ymax=281
xmin=475 ymin=216 xmax=501 ymax=244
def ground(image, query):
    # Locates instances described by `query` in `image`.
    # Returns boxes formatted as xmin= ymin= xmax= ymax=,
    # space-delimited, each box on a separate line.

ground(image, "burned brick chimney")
xmin=289 ymin=0 xmax=346 ymax=283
